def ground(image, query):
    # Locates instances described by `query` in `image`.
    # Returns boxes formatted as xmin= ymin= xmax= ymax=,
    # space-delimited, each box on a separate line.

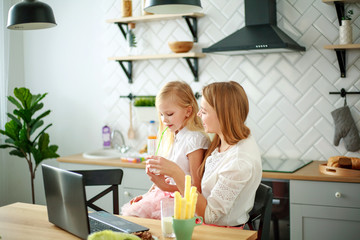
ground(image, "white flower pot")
xmin=134 ymin=106 xmax=158 ymax=123
xmin=339 ymin=20 xmax=352 ymax=45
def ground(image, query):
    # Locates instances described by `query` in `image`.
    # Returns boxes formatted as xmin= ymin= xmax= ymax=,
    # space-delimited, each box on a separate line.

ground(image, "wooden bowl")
xmin=168 ymin=41 xmax=194 ymax=53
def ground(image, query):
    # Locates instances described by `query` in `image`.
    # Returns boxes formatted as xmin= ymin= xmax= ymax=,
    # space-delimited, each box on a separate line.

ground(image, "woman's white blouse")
xmin=201 ymin=135 xmax=262 ymax=226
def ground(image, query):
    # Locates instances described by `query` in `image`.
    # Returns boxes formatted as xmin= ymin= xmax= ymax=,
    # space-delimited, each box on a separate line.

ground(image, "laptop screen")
xmin=42 ymin=164 xmax=149 ymax=239
xmin=42 ymin=164 xmax=91 ymax=239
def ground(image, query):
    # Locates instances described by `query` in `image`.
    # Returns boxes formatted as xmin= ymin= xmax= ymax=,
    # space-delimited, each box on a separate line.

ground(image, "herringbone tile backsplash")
xmin=103 ymin=0 xmax=360 ymax=160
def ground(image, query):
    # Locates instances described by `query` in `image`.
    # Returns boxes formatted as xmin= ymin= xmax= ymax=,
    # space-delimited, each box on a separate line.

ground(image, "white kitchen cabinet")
xmin=290 ymin=180 xmax=360 ymax=240
xmin=120 ymin=167 xmax=153 ymax=207
xmin=58 ymin=162 xmax=152 ymax=213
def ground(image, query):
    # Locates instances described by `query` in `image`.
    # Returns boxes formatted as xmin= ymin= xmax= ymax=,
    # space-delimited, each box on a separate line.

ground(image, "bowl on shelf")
xmin=168 ymin=41 xmax=194 ymax=53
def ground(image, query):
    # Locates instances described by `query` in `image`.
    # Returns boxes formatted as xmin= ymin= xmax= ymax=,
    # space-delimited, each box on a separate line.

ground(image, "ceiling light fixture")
xmin=144 ymin=0 xmax=202 ymax=14
xmin=7 ymin=0 xmax=57 ymax=30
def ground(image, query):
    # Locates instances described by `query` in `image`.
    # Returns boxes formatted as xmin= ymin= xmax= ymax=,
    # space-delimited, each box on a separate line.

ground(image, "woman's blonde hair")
xmin=199 ymin=81 xmax=251 ymax=177
xmin=156 ymin=81 xmax=205 ymax=156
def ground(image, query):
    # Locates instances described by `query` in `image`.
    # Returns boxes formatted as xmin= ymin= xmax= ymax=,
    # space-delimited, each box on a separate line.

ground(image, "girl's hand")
xmin=146 ymin=155 xmax=179 ymax=176
xmin=147 ymin=170 xmax=178 ymax=192
xmin=130 ymin=195 xmax=143 ymax=204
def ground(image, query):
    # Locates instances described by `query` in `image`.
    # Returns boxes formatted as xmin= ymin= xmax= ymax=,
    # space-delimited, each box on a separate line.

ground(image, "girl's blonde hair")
xmin=156 ymin=81 xmax=205 ymax=156
xmin=199 ymin=81 xmax=251 ymax=177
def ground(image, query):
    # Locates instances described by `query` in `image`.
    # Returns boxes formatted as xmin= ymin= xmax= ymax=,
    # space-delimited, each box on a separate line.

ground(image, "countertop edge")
xmin=57 ymin=155 xmax=360 ymax=183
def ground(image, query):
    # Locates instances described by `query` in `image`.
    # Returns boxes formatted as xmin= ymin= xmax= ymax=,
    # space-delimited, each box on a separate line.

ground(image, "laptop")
xmin=42 ymin=164 xmax=149 ymax=239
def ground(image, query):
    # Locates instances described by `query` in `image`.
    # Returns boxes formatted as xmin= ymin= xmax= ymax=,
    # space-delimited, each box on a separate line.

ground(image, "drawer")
xmin=121 ymin=168 xmax=152 ymax=189
xmin=290 ymin=180 xmax=360 ymax=208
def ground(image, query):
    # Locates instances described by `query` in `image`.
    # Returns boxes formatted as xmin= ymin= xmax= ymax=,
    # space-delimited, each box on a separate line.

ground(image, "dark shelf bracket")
xmin=334 ymin=1 xmax=345 ymax=26
xmin=117 ymin=60 xmax=133 ymax=83
xmin=116 ymin=23 xmax=128 ymax=39
xmin=183 ymin=16 xmax=198 ymax=42
xmin=184 ymin=57 xmax=199 ymax=82
xmin=334 ymin=49 xmax=346 ymax=78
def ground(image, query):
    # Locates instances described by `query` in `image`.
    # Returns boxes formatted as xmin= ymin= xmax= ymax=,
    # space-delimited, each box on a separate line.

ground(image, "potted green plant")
xmin=340 ymin=9 xmax=354 ymax=44
xmin=133 ymin=97 xmax=158 ymax=123
xmin=0 ymin=87 xmax=59 ymax=204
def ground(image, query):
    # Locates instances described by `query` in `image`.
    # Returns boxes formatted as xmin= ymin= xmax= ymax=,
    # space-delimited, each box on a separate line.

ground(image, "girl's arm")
xmin=146 ymin=156 xmax=186 ymax=195
xmin=147 ymin=156 xmax=210 ymax=221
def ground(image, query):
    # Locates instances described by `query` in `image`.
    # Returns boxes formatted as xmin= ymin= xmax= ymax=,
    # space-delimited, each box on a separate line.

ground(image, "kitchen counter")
xmin=58 ymin=154 xmax=146 ymax=169
xmin=57 ymin=154 xmax=360 ymax=183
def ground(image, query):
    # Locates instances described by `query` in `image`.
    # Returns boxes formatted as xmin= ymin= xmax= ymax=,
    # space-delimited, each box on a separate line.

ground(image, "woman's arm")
xmin=187 ymin=148 xmax=206 ymax=192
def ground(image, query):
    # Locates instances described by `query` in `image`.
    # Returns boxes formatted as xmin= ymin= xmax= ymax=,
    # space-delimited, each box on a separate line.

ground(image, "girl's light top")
xmin=168 ymin=127 xmax=210 ymax=177
xmin=201 ymin=135 xmax=262 ymax=226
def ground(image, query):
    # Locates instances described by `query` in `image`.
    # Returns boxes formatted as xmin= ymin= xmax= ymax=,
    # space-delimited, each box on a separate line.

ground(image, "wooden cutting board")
xmin=319 ymin=163 xmax=360 ymax=177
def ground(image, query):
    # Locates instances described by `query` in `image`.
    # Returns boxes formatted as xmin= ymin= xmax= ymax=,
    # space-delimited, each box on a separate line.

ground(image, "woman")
xmin=146 ymin=81 xmax=262 ymax=226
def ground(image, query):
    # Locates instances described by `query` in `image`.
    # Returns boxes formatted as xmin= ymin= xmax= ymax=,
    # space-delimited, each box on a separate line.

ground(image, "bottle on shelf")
xmin=147 ymin=120 xmax=157 ymax=155
xmin=102 ymin=125 xmax=111 ymax=149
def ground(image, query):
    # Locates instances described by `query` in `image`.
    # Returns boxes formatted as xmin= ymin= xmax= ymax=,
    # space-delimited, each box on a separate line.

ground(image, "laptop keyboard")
xmin=89 ymin=217 xmax=124 ymax=233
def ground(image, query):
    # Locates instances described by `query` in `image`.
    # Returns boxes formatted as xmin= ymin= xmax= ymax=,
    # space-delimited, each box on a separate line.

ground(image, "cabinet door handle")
xmin=124 ymin=191 xmax=130 ymax=197
xmin=335 ymin=192 xmax=341 ymax=198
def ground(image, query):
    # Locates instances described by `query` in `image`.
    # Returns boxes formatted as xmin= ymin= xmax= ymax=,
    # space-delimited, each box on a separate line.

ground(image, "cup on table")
xmin=172 ymin=216 xmax=203 ymax=240
xmin=160 ymin=198 xmax=175 ymax=238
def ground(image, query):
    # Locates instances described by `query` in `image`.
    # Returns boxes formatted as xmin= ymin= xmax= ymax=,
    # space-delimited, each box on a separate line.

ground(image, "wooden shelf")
xmin=322 ymin=0 xmax=360 ymax=77
xmin=106 ymin=12 xmax=204 ymax=24
xmin=107 ymin=12 xmax=204 ymax=42
xmin=108 ymin=52 xmax=205 ymax=61
xmin=324 ymin=44 xmax=360 ymax=50
xmin=109 ymin=53 xmax=206 ymax=83
xmin=107 ymin=13 xmax=205 ymax=83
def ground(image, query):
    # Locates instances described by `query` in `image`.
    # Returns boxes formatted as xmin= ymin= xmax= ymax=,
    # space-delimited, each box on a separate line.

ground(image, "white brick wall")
xmin=103 ymin=0 xmax=360 ymax=160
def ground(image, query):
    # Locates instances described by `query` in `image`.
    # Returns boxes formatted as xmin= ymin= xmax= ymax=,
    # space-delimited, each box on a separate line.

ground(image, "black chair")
xmin=71 ymin=169 xmax=123 ymax=214
xmin=245 ymin=183 xmax=273 ymax=240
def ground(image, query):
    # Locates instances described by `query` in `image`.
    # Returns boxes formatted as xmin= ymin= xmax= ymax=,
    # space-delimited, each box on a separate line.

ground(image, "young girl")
xmin=121 ymin=81 xmax=210 ymax=219
xmin=147 ymin=81 xmax=262 ymax=226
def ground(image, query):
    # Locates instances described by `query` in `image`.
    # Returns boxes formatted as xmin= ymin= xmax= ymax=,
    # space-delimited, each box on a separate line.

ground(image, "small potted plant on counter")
xmin=133 ymin=96 xmax=158 ymax=123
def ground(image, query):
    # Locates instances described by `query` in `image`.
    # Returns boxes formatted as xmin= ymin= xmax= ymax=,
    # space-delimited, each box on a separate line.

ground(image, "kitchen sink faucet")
xmin=111 ymin=130 xmax=130 ymax=153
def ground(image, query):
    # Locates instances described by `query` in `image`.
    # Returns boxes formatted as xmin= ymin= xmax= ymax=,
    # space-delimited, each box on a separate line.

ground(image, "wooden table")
xmin=0 ymin=202 xmax=257 ymax=240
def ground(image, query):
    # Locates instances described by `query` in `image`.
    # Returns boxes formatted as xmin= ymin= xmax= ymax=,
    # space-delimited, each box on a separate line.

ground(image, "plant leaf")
xmin=32 ymin=123 xmax=52 ymax=144
xmin=13 ymin=109 xmax=32 ymax=123
xmin=29 ymin=120 xmax=44 ymax=136
xmin=0 ymin=144 xmax=17 ymax=149
xmin=30 ymin=93 xmax=47 ymax=109
xmin=3 ymin=120 xmax=21 ymax=141
xmin=32 ymin=133 xmax=59 ymax=167
xmin=7 ymin=113 xmax=22 ymax=127
xmin=7 ymin=96 xmax=23 ymax=110
xmin=14 ymin=88 xmax=32 ymax=109
xmin=9 ymin=149 xmax=26 ymax=158
xmin=29 ymin=109 xmax=50 ymax=128
xmin=30 ymin=102 xmax=44 ymax=115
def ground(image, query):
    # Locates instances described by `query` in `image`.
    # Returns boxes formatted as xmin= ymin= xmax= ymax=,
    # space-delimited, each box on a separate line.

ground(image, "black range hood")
xmin=202 ymin=0 xmax=306 ymax=55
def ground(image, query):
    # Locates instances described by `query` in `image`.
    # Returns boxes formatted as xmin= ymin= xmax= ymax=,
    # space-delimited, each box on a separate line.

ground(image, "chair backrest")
xmin=71 ymin=169 xmax=123 ymax=215
xmin=246 ymin=183 xmax=273 ymax=240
